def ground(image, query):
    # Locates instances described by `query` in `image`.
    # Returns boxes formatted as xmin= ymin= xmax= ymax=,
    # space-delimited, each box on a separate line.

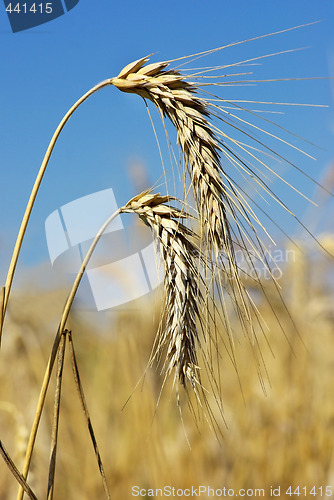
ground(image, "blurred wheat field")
xmin=1 ymin=237 xmax=334 ymax=499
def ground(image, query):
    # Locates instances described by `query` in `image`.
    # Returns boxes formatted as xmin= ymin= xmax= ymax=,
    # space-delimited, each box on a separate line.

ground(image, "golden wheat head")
xmin=121 ymin=191 xmax=204 ymax=388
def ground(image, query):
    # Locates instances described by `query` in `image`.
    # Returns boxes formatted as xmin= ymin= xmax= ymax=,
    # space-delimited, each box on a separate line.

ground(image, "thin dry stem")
xmin=16 ymin=208 xmax=120 ymax=500
xmin=0 ymin=78 xmax=114 ymax=343
xmin=47 ymin=330 xmax=66 ymax=500
xmin=68 ymin=331 xmax=111 ymax=500
xmin=0 ymin=441 xmax=38 ymax=500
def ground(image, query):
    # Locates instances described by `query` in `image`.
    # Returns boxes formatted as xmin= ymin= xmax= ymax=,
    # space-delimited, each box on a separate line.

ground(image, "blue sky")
xmin=1 ymin=0 xmax=334 ymax=286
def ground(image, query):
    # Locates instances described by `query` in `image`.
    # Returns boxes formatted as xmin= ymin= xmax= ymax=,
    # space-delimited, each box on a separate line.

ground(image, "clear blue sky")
xmin=1 ymin=0 xmax=334 ymax=284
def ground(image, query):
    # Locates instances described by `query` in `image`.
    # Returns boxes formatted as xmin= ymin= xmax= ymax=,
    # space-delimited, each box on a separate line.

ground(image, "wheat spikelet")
xmin=121 ymin=192 xmax=203 ymax=387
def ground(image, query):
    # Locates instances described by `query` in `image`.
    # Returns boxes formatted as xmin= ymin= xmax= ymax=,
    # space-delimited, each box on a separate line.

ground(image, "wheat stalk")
xmin=1 ymin=25 xmax=325 ymax=347
xmin=16 ymin=192 xmax=206 ymax=497
xmin=0 ymin=79 xmax=115 ymax=342
xmin=0 ymin=22 xmax=330 ymax=499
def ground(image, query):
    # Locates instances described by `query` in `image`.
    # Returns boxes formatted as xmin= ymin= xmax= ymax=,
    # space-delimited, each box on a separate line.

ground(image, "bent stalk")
xmin=0 ymin=78 xmax=113 ymax=341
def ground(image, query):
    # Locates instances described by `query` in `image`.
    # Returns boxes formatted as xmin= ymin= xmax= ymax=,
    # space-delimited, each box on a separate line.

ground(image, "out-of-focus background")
xmin=1 ymin=249 xmax=334 ymax=498
xmin=1 ymin=1 xmax=334 ymax=498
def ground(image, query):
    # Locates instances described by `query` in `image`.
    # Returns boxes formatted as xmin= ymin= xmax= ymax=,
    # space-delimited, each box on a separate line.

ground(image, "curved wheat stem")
xmin=17 ymin=192 xmax=209 ymax=500
xmin=0 ymin=79 xmax=114 ymax=344
xmin=16 ymin=208 xmax=120 ymax=500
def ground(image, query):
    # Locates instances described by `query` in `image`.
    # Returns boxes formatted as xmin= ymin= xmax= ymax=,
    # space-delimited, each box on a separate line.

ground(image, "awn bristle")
xmin=121 ymin=192 xmax=203 ymax=387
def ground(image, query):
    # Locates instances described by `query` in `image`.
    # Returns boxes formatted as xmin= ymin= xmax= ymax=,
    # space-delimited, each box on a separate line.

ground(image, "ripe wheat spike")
xmin=121 ymin=191 xmax=204 ymax=388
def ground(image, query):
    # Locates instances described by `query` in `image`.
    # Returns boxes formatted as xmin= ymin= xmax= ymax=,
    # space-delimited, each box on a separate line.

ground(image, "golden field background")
xmin=0 ymin=238 xmax=334 ymax=499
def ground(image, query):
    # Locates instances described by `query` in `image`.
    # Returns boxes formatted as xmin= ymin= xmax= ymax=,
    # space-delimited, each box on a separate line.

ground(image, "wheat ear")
xmin=112 ymin=57 xmax=230 ymax=252
xmin=121 ymin=192 xmax=203 ymax=387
